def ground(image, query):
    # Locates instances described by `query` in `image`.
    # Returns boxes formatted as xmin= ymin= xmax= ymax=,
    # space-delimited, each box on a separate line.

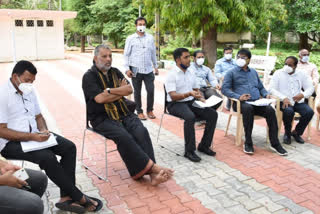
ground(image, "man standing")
xmin=165 ymin=48 xmax=218 ymax=162
xmin=214 ymin=47 xmax=237 ymax=82
xmin=270 ymin=56 xmax=314 ymax=145
xmin=124 ymin=17 xmax=158 ymax=120
xmin=0 ymin=60 xmax=102 ymax=213
xmin=82 ymin=45 xmax=173 ymax=185
xmin=188 ymin=50 xmax=222 ymax=110
xmin=222 ymin=49 xmax=288 ymax=156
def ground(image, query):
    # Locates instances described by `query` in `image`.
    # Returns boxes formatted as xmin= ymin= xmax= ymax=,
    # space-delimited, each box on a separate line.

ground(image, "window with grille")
xmin=26 ymin=20 xmax=34 ymax=27
xmin=15 ymin=20 xmax=23 ymax=27
xmin=46 ymin=20 xmax=54 ymax=27
xmin=37 ymin=20 xmax=44 ymax=27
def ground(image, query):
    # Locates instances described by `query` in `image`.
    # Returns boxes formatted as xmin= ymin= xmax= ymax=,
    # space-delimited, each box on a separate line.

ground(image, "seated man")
xmin=164 ymin=48 xmax=218 ymax=162
xmin=214 ymin=46 xmax=237 ymax=82
xmin=270 ymin=56 xmax=314 ymax=144
xmin=82 ymin=44 xmax=173 ymax=185
xmin=0 ymin=60 xmax=102 ymax=214
xmin=214 ymin=47 xmax=237 ymax=110
xmin=188 ymin=50 xmax=222 ymax=110
xmin=0 ymin=157 xmax=47 ymax=214
xmin=222 ymin=49 xmax=288 ymax=156
xmin=297 ymin=49 xmax=319 ymax=90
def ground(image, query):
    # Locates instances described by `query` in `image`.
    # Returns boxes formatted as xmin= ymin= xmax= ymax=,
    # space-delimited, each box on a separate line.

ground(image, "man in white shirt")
xmin=0 ymin=61 xmax=102 ymax=213
xmin=188 ymin=50 xmax=222 ymax=110
xmin=124 ymin=17 xmax=158 ymax=120
xmin=165 ymin=48 xmax=218 ymax=162
xmin=270 ymin=56 xmax=314 ymax=145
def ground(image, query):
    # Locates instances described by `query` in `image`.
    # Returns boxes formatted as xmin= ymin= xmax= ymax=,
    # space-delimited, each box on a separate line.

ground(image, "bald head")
xmin=299 ymin=49 xmax=310 ymax=63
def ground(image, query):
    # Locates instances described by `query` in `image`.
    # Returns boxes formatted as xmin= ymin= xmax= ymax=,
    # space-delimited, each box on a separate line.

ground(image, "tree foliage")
xmin=89 ymin=0 xmax=138 ymax=48
xmin=141 ymin=0 xmax=276 ymax=67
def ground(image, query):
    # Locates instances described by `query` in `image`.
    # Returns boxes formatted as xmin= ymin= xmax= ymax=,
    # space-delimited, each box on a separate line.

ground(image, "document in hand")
xmin=192 ymin=95 xmax=223 ymax=108
xmin=246 ymin=98 xmax=276 ymax=106
xmin=21 ymin=133 xmax=58 ymax=153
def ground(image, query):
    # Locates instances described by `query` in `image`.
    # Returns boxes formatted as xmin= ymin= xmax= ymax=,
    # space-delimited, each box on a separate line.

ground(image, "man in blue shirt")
xmin=222 ymin=49 xmax=287 ymax=156
xmin=188 ymin=50 xmax=222 ymax=110
xmin=214 ymin=47 xmax=237 ymax=82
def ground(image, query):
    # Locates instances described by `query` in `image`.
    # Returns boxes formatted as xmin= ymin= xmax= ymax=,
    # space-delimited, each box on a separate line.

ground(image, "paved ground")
xmin=1 ymin=52 xmax=320 ymax=214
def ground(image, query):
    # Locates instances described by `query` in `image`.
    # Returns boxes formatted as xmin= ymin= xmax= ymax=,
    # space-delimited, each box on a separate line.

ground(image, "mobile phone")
xmin=13 ymin=168 xmax=29 ymax=181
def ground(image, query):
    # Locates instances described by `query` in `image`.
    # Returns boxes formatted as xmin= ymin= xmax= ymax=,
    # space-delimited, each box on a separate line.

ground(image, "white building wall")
xmin=0 ymin=17 xmax=14 ymax=62
xmin=0 ymin=18 xmax=65 ymax=62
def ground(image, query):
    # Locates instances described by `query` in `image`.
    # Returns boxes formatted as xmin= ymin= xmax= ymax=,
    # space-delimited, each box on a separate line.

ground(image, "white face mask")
xmin=283 ymin=65 xmax=293 ymax=74
xmin=224 ymin=53 xmax=232 ymax=60
xmin=196 ymin=58 xmax=205 ymax=66
xmin=301 ymin=56 xmax=309 ymax=63
xmin=236 ymin=58 xmax=246 ymax=67
xmin=17 ymin=77 xmax=33 ymax=95
xmin=137 ymin=26 xmax=146 ymax=33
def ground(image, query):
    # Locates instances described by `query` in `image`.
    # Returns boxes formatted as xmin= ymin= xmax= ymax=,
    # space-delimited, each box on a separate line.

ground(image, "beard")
xmin=96 ymin=62 xmax=111 ymax=71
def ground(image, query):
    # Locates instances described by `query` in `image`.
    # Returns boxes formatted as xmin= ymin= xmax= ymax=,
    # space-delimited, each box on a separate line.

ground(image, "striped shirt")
xmin=123 ymin=32 xmax=157 ymax=74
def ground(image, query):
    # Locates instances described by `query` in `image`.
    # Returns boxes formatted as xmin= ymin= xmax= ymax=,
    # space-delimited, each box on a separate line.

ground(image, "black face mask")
xmin=180 ymin=63 xmax=189 ymax=70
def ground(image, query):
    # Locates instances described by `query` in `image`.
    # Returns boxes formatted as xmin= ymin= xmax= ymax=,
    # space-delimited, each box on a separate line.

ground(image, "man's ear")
xmin=93 ymin=56 xmax=97 ymax=63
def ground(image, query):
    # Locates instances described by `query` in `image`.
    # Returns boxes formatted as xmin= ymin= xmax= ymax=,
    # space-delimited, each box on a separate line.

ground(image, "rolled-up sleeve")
xmin=165 ymin=72 xmax=176 ymax=93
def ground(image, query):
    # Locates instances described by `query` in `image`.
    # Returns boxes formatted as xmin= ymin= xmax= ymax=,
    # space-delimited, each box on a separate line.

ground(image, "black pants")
xmin=132 ymin=72 xmax=155 ymax=114
xmin=0 ymin=169 xmax=47 ymax=214
xmin=94 ymin=113 xmax=155 ymax=178
xmin=234 ymin=102 xmax=280 ymax=146
xmin=199 ymin=87 xmax=223 ymax=110
xmin=1 ymin=133 xmax=83 ymax=201
xmin=167 ymin=100 xmax=218 ymax=152
xmin=281 ymin=102 xmax=314 ymax=136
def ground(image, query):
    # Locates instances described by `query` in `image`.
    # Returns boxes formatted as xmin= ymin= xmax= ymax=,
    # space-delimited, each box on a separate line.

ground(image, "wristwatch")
xmin=106 ymin=88 xmax=111 ymax=94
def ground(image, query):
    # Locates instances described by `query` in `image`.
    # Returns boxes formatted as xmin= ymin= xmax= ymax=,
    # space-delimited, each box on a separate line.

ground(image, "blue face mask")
xmin=180 ymin=63 xmax=189 ymax=70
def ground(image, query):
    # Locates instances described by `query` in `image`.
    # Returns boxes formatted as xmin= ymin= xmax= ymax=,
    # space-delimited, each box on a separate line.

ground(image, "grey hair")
xmin=94 ymin=44 xmax=111 ymax=56
xmin=298 ymin=49 xmax=309 ymax=56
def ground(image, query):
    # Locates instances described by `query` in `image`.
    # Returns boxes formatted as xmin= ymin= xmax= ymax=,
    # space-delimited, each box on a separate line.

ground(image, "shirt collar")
xmin=134 ymin=32 xmax=146 ymax=38
xmin=298 ymin=61 xmax=309 ymax=65
xmin=8 ymin=79 xmax=19 ymax=95
xmin=174 ymin=65 xmax=188 ymax=73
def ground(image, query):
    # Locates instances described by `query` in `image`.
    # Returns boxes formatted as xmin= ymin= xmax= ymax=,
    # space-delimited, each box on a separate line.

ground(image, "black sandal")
xmin=55 ymin=200 xmax=85 ymax=214
xmin=82 ymin=195 xmax=103 ymax=212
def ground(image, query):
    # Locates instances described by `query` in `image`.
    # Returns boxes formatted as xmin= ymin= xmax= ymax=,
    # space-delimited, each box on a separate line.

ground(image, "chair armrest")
xmin=308 ymin=96 xmax=314 ymax=108
xmin=229 ymin=97 xmax=241 ymax=114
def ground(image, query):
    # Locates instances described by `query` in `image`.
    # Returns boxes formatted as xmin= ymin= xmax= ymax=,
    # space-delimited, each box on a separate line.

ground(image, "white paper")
xmin=192 ymin=95 xmax=223 ymax=108
xmin=21 ymin=133 xmax=58 ymax=153
xmin=246 ymin=98 xmax=276 ymax=106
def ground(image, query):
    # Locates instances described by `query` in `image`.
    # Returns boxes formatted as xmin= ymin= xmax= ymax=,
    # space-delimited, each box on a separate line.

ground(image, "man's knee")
xmin=240 ymin=103 xmax=254 ymax=114
xmin=265 ymin=105 xmax=276 ymax=115
xmin=205 ymin=108 xmax=218 ymax=121
xmin=282 ymin=107 xmax=294 ymax=117
xmin=16 ymin=193 xmax=44 ymax=214
xmin=38 ymin=152 xmax=58 ymax=169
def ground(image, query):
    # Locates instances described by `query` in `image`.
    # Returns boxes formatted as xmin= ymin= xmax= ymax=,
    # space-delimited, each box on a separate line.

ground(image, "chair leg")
xmin=225 ymin=114 xmax=232 ymax=136
xmin=156 ymin=114 xmax=165 ymax=144
xmin=81 ymin=129 xmax=108 ymax=181
xmin=235 ymin=116 xmax=243 ymax=146
xmin=266 ymin=126 xmax=270 ymax=145
xmin=317 ymin=115 xmax=320 ymax=130
xmin=307 ymin=122 xmax=311 ymax=141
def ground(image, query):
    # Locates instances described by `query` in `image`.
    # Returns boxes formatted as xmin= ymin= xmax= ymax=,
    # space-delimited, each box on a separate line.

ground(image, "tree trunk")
xmin=202 ymin=26 xmax=217 ymax=68
xmin=192 ymin=32 xmax=197 ymax=48
xmin=299 ymin=33 xmax=310 ymax=51
xmin=80 ymin=35 xmax=86 ymax=53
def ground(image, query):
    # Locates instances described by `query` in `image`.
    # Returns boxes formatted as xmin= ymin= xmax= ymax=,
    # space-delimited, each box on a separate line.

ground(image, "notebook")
xmin=21 ymin=133 xmax=58 ymax=153
xmin=192 ymin=95 xmax=223 ymax=108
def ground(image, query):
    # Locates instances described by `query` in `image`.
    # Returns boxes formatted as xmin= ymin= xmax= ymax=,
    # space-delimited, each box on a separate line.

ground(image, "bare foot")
xmin=150 ymin=170 xmax=169 ymax=186
xmin=152 ymin=164 xmax=174 ymax=178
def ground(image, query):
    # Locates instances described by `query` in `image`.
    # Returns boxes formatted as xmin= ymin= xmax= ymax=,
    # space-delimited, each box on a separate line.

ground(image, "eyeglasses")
xmin=237 ymin=56 xmax=248 ymax=60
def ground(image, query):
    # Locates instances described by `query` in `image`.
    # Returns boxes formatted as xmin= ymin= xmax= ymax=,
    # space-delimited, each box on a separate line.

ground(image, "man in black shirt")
xmin=82 ymin=44 xmax=173 ymax=185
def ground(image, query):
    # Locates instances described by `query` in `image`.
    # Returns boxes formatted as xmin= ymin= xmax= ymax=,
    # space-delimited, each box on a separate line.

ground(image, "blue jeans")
xmin=281 ymin=102 xmax=314 ymax=135
xmin=0 ymin=169 xmax=47 ymax=214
